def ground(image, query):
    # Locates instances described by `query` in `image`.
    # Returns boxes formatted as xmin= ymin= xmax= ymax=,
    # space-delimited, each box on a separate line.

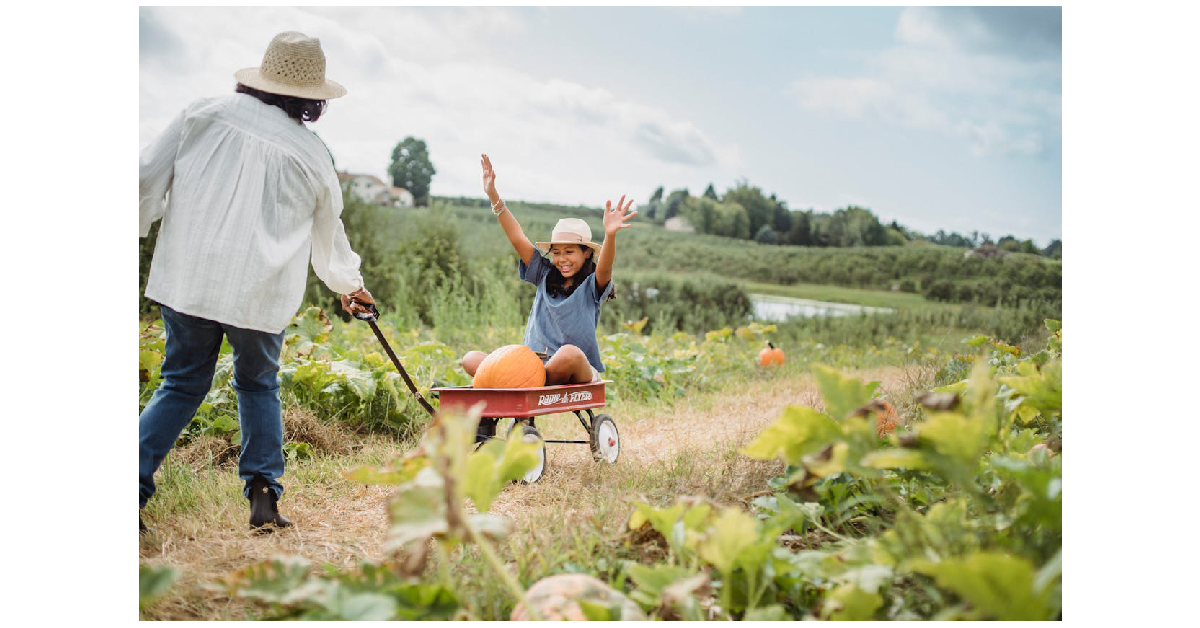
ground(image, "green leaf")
xmin=463 ymin=436 xmax=541 ymax=513
xmin=822 ymin=583 xmax=882 ymax=620
xmin=1044 ymin=319 xmax=1061 ymax=331
xmin=811 ymin=364 xmax=880 ymax=420
xmin=741 ymin=404 xmax=842 ymax=464
xmin=918 ymin=411 xmax=990 ymax=467
xmin=743 ymin=604 xmax=789 ymax=620
xmin=344 ymin=454 xmax=429 ymax=486
xmin=222 ymin=556 xmax=314 ymax=604
xmin=964 ymin=335 xmax=990 ymax=347
xmin=911 ymin=552 xmax=1054 ymax=620
xmin=577 ymin=598 xmax=618 ymax=621
xmin=385 ymin=467 xmax=448 ymax=550
xmin=697 ymin=508 xmax=760 ymax=576
xmin=139 ymin=565 xmax=179 ymax=604
xmin=626 ymin=563 xmax=691 ymax=608
xmin=285 ymin=307 xmax=333 ymax=356
xmin=861 ymin=448 xmax=931 ymax=470
xmin=324 ymin=589 xmax=398 ymax=621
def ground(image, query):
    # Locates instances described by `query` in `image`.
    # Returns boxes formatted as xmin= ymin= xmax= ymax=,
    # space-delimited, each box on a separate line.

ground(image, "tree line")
xmin=641 ymin=181 xmax=1061 ymax=259
xmin=380 ymin=137 xmax=1060 ymax=259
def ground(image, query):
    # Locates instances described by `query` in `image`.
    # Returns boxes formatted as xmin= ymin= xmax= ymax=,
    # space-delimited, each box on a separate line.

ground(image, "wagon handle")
xmin=353 ymin=304 xmax=437 ymax=417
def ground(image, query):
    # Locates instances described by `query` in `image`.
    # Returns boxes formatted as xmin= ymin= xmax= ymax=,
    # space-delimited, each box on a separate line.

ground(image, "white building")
xmin=337 ymin=172 xmax=413 ymax=207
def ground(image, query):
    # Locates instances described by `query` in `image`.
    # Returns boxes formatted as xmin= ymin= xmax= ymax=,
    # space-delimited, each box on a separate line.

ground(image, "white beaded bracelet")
xmin=491 ymin=199 xmax=507 ymax=216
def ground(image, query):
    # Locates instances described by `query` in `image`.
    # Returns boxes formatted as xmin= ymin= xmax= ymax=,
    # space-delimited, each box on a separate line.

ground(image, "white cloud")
xmin=787 ymin=7 xmax=1059 ymax=160
xmin=139 ymin=6 xmax=732 ymax=207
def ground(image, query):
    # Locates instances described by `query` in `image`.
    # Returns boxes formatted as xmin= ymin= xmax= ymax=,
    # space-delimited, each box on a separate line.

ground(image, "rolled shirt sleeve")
xmin=309 ymin=176 xmax=364 ymax=295
xmin=139 ymin=109 xmax=185 ymax=237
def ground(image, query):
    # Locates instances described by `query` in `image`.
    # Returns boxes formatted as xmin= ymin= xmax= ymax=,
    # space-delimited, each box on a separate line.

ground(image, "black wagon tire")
xmin=507 ymin=421 xmax=547 ymax=483
xmin=589 ymin=414 xmax=620 ymax=464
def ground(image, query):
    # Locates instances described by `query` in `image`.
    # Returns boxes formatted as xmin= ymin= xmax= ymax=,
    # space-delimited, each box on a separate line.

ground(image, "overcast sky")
xmin=140 ymin=6 xmax=1062 ymax=246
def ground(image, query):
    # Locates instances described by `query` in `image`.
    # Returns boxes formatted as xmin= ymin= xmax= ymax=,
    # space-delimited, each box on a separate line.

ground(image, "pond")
xmin=750 ymin=293 xmax=894 ymax=321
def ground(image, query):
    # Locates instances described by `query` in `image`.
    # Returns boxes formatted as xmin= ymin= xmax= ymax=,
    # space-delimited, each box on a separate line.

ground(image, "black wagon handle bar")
xmin=352 ymin=304 xmax=437 ymax=417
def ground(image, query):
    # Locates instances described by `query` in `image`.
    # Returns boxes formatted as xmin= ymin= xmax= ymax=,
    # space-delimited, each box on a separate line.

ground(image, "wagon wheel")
xmin=474 ymin=417 xmax=499 ymax=447
xmin=589 ymin=414 xmax=620 ymax=464
xmin=507 ymin=420 xmax=547 ymax=483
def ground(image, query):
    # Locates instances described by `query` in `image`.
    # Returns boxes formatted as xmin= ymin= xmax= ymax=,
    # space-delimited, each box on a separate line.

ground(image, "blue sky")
xmin=140 ymin=6 xmax=1062 ymax=246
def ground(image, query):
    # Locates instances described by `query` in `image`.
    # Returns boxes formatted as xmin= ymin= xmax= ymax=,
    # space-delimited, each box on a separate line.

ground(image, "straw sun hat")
xmin=235 ymin=31 xmax=346 ymax=100
xmin=536 ymin=218 xmax=603 ymax=254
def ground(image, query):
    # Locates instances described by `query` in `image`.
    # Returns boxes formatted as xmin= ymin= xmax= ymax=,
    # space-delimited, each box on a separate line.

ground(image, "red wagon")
xmin=432 ymin=380 xmax=621 ymax=483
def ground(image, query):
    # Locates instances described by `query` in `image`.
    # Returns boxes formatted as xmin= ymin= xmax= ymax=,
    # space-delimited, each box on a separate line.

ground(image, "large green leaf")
xmin=462 ymin=436 xmax=541 ymax=513
xmin=999 ymin=361 xmax=1062 ymax=420
xmin=861 ymin=448 xmax=931 ymax=470
xmin=741 ymin=404 xmax=842 ymax=464
xmin=697 ymin=508 xmax=760 ymax=575
xmin=811 ymin=364 xmax=880 ymax=420
xmin=139 ymin=565 xmax=178 ymax=604
xmin=918 ymin=411 xmax=990 ymax=467
xmin=625 ymin=563 xmax=693 ymax=609
xmin=911 ymin=552 xmax=1054 ymax=620
xmin=821 ymin=583 xmax=882 ymax=620
xmin=385 ymin=467 xmax=448 ymax=550
xmin=285 ymin=307 xmax=333 ymax=357
xmin=344 ymin=454 xmax=429 ymax=486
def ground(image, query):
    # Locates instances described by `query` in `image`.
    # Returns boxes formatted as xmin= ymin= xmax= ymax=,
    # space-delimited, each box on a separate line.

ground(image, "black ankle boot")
xmin=249 ymin=474 xmax=292 ymax=531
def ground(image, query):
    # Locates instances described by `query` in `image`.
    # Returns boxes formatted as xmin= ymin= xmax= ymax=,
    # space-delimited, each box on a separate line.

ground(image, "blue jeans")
xmin=139 ymin=305 xmax=286 ymax=507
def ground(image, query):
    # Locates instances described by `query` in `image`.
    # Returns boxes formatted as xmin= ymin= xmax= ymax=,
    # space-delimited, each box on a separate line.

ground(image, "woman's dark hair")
xmin=544 ymin=247 xmax=597 ymax=299
xmin=235 ymin=83 xmax=326 ymax=123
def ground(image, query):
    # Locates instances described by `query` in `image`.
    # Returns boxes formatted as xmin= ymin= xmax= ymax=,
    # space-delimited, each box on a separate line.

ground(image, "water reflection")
xmin=750 ymin=293 xmax=894 ymax=321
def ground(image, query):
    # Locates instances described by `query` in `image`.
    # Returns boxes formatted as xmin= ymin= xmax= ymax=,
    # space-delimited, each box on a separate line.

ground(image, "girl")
xmin=461 ymin=154 xmax=636 ymax=384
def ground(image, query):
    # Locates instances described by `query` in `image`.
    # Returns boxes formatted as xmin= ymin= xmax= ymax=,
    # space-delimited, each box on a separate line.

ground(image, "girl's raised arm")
xmin=595 ymin=195 xmax=637 ymax=292
xmin=481 ymin=154 xmax=536 ymax=266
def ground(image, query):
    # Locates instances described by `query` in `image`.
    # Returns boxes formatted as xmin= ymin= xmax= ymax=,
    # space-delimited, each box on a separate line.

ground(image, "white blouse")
xmin=140 ymin=94 xmax=364 ymax=333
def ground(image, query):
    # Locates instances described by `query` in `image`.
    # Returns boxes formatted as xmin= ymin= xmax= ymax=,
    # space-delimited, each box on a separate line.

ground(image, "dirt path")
xmin=139 ymin=366 xmax=919 ymax=619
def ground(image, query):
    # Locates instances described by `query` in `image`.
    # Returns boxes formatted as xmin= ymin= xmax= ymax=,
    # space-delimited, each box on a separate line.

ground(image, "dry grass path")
xmin=139 ymin=366 xmax=920 ymax=620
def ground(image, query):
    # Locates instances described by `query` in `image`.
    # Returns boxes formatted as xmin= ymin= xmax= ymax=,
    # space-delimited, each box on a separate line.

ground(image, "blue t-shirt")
xmin=518 ymin=253 xmax=614 ymax=372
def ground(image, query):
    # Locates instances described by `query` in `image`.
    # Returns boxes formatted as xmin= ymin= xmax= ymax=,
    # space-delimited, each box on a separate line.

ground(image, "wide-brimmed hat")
xmin=536 ymin=218 xmax=602 ymax=254
xmin=235 ymin=31 xmax=346 ymax=100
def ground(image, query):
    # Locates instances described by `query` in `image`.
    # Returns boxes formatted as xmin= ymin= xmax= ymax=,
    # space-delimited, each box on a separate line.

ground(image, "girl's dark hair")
xmin=544 ymin=247 xmax=597 ymax=299
xmin=235 ymin=83 xmax=326 ymax=123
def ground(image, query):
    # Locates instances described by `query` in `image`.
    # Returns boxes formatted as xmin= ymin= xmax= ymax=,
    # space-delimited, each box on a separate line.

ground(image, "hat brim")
xmin=536 ymin=240 xmax=602 ymax=254
xmin=235 ymin=67 xmax=347 ymax=100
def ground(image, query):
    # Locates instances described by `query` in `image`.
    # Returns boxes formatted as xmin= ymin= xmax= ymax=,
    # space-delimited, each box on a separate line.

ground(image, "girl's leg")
xmin=461 ymin=350 xmax=488 ymax=377
xmin=545 ymin=344 xmax=593 ymax=384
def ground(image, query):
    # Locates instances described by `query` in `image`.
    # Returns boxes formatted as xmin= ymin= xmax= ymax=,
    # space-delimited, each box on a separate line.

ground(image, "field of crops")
xmin=139 ymin=302 xmax=1061 ymax=620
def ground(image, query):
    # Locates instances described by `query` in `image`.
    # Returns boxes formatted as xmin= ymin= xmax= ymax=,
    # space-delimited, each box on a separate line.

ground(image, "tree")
xmin=754 ymin=225 xmax=779 ymax=244
xmin=663 ymin=188 xmax=689 ymax=220
xmin=1043 ymin=239 xmax=1062 ymax=259
xmin=644 ymin=186 xmax=664 ymax=221
xmin=786 ymin=210 xmax=813 ymax=246
xmin=722 ymin=181 xmax=774 ymax=238
xmin=703 ymin=183 xmax=720 ymax=200
xmin=388 ymin=137 xmax=436 ymax=206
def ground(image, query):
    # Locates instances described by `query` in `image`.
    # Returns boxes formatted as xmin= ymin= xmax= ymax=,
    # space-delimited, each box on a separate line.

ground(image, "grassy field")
xmin=138 ymin=359 xmax=936 ymax=620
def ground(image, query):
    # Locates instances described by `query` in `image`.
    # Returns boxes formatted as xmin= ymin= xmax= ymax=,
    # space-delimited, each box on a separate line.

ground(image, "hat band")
xmin=551 ymin=232 xmax=586 ymax=243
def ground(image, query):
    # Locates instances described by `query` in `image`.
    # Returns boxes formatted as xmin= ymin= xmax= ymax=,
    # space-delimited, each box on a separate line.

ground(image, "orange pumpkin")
xmin=873 ymin=400 xmax=899 ymax=437
xmin=758 ymin=342 xmax=785 ymax=367
xmin=473 ymin=344 xmax=547 ymax=389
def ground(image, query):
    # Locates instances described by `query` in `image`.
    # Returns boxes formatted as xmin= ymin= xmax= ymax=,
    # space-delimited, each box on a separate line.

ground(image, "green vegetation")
xmin=138 ymin=185 xmax=1060 ymax=620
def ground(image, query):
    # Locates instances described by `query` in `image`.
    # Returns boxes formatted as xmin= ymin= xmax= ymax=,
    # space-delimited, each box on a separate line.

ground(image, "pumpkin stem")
xmin=767 ymin=341 xmax=775 ymax=349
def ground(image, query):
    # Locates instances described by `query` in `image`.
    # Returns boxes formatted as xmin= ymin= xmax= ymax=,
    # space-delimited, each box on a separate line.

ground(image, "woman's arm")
xmin=482 ymin=154 xmax=536 ymax=266
xmin=595 ymin=195 xmax=637 ymax=292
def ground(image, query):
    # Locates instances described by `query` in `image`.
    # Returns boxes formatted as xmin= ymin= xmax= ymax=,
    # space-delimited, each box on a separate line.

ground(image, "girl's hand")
xmin=603 ymin=195 xmax=638 ymax=236
xmin=481 ymin=154 xmax=499 ymax=203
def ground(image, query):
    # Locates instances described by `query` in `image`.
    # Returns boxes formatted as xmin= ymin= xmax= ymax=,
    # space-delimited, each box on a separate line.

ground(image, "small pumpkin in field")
xmin=510 ymin=574 xmax=646 ymax=621
xmin=854 ymin=399 xmax=900 ymax=437
xmin=472 ymin=344 xmax=546 ymax=389
xmin=758 ymin=341 xmax=785 ymax=367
